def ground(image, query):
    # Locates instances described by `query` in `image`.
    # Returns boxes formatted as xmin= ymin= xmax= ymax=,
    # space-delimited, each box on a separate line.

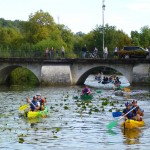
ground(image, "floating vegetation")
xmin=64 ymin=105 xmax=69 ymax=110
xmin=19 ymin=137 xmax=24 ymax=143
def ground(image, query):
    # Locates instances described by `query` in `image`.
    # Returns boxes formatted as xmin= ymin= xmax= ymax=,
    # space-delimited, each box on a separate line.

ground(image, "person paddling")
xmin=36 ymin=93 xmax=46 ymax=111
xmin=26 ymin=96 xmax=40 ymax=111
xmin=132 ymin=100 xmax=144 ymax=121
xmin=82 ymin=85 xmax=91 ymax=95
xmin=122 ymin=102 xmax=133 ymax=120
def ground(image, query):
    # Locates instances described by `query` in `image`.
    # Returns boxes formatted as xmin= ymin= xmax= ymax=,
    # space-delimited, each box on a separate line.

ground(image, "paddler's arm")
xmin=43 ymin=96 xmax=47 ymax=103
xmin=26 ymin=97 xmax=31 ymax=103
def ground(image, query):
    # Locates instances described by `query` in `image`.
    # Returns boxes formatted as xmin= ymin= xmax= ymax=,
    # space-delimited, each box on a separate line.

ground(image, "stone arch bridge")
xmin=0 ymin=58 xmax=149 ymax=85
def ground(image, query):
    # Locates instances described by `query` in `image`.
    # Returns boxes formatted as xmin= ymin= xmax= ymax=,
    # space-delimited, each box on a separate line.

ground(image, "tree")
xmin=83 ymin=24 xmax=131 ymax=55
xmin=131 ymin=31 xmax=140 ymax=46
xmin=0 ymin=27 xmax=22 ymax=50
xmin=27 ymin=10 xmax=56 ymax=44
xmin=140 ymin=26 xmax=150 ymax=48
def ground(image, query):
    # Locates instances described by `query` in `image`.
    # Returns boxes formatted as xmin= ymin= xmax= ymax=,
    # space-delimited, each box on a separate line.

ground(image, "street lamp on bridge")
xmin=102 ymin=0 xmax=106 ymax=51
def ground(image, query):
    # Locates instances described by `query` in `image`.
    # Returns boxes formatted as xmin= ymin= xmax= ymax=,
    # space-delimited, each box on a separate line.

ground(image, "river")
xmin=0 ymin=75 xmax=150 ymax=150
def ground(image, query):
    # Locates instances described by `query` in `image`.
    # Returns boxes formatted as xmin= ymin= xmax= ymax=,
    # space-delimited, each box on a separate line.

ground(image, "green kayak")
xmin=25 ymin=106 xmax=48 ymax=118
xmin=80 ymin=94 xmax=93 ymax=100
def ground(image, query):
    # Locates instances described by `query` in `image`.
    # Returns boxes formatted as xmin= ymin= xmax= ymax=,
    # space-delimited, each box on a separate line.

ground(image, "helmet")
xmin=125 ymin=102 xmax=130 ymax=107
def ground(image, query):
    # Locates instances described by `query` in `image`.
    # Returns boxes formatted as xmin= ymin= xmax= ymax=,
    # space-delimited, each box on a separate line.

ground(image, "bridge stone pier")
xmin=0 ymin=58 xmax=149 ymax=85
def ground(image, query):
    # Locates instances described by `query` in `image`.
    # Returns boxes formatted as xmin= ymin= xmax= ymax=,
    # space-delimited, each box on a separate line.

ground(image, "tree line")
xmin=0 ymin=10 xmax=150 ymax=59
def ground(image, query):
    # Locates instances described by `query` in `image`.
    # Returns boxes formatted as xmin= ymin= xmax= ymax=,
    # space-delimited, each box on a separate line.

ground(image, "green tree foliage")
xmin=115 ymin=30 xmax=131 ymax=49
xmin=27 ymin=10 xmax=56 ymax=44
xmin=7 ymin=67 xmax=39 ymax=85
xmin=82 ymin=24 xmax=131 ymax=54
xmin=131 ymin=31 xmax=140 ymax=46
xmin=140 ymin=26 xmax=150 ymax=48
xmin=73 ymin=32 xmax=86 ymax=57
xmin=131 ymin=26 xmax=150 ymax=48
xmin=0 ymin=27 xmax=22 ymax=50
xmin=57 ymin=24 xmax=74 ymax=49
xmin=0 ymin=18 xmax=23 ymax=29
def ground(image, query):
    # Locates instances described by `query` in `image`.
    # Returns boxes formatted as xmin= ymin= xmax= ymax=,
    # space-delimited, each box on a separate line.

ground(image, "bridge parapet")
xmin=0 ymin=58 xmax=149 ymax=85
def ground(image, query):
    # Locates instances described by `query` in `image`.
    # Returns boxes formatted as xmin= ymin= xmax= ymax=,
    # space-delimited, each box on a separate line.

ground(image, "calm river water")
xmin=0 ymin=75 xmax=150 ymax=150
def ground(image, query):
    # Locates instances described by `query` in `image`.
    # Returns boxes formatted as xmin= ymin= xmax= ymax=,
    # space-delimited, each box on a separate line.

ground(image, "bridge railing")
xmin=0 ymin=49 xmax=44 ymax=58
xmin=0 ymin=49 xmax=116 ymax=59
xmin=0 ymin=49 xmax=149 ymax=59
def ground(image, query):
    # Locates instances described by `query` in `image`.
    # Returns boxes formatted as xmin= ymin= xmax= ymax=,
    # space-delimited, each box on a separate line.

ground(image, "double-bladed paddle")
xmin=112 ymin=112 xmax=122 ymax=117
xmin=19 ymin=99 xmax=36 ymax=111
xmin=19 ymin=104 xmax=29 ymax=111
xmin=107 ymin=106 xmax=136 ymax=130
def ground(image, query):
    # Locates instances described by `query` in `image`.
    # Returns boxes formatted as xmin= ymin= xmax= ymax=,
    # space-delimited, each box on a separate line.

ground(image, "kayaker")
xmin=82 ymin=85 xmax=91 ymax=95
xmin=26 ymin=96 xmax=40 ymax=111
xmin=36 ymin=93 xmax=46 ymax=111
xmin=122 ymin=102 xmax=133 ymax=120
xmin=114 ymin=83 xmax=122 ymax=91
xmin=132 ymin=100 xmax=144 ymax=121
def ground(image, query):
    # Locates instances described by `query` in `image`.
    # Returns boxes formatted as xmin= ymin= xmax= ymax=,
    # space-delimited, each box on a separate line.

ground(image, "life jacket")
xmin=132 ymin=106 xmax=144 ymax=116
xmin=123 ymin=108 xmax=133 ymax=119
xmin=30 ymin=100 xmax=38 ymax=111
xmin=82 ymin=88 xmax=90 ymax=94
xmin=37 ymin=98 xmax=45 ymax=110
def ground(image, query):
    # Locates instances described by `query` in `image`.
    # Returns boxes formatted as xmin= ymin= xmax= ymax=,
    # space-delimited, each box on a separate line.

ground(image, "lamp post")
xmin=102 ymin=0 xmax=106 ymax=51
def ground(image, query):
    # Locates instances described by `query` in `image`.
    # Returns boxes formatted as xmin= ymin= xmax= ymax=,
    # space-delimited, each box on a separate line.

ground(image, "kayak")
xmin=121 ymin=119 xmax=145 ymax=129
xmin=25 ymin=106 xmax=48 ymax=118
xmin=80 ymin=94 xmax=93 ymax=100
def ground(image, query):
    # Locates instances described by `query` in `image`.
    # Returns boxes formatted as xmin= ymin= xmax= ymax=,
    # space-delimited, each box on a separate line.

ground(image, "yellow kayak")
xmin=24 ymin=106 xmax=48 ymax=118
xmin=121 ymin=119 xmax=145 ymax=129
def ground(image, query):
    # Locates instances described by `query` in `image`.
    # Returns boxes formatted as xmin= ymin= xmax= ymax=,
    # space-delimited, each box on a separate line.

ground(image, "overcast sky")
xmin=0 ymin=0 xmax=150 ymax=36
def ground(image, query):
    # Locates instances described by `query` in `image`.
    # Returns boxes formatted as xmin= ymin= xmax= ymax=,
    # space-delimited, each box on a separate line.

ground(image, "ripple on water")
xmin=0 ymin=83 xmax=149 ymax=150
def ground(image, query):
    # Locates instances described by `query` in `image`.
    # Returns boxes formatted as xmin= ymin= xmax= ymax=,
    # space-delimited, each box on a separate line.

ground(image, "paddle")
xmin=107 ymin=106 xmax=136 ymax=130
xmin=124 ymin=87 xmax=131 ymax=92
xmin=19 ymin=104 xmax=29 ymax=111
xmin=19 ymin=99 xmax=36 ymax=111
xmin=112 ymin=112 xmax=122 ymax=117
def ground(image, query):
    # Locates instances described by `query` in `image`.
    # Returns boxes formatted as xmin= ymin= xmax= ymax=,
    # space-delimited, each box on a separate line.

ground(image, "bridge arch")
xmin=0 ymin=64 xmax=41 ymax=85
xmin=71 ymin=63 xmax=133 ymax=85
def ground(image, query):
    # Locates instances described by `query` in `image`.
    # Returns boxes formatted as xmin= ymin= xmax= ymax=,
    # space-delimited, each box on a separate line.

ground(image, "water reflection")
xmin=121 ymin=128 xmax=142 ymax=145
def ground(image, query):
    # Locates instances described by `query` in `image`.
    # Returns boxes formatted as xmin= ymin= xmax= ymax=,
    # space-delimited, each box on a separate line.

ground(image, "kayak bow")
xmin=121 ymin=119 xmax=145 ymax=129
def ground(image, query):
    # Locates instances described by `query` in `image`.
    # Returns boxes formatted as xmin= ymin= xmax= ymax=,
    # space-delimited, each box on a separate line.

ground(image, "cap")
xmin=36 ymin=93 xmax=41 ymax=96
xmin=125 ymin=102 xmax=131 ymax=107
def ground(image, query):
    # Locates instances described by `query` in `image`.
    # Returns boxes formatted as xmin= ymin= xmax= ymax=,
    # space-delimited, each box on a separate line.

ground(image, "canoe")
xmin=121 ymin=119 xmax=145 ymax=129
xmin=80 ymin=94 xmax=93 ymax=100
xmin=25 ymin=106 xmax=48 ymax=118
